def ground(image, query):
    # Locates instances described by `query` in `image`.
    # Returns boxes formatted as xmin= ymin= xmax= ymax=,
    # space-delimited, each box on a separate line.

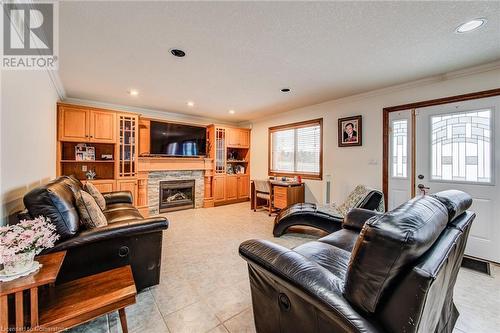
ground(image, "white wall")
xmin=1 ymin=70 xmax=60 ymax=225
xmin=250 ymin=65 xmax=500 ymax=205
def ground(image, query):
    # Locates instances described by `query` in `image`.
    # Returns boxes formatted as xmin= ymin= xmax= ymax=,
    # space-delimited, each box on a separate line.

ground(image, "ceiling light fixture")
xmin=281 ymin=88 xmax=291 ymax=93
xmin=455 ymin=18 xmax=487 ymax=33
xmin=187 ymin=101 xmax=194 ymax=107
xmin=228 ymin=110 xmax=235 ymax=114
xmin=170 ymin=49 xmax=186 ymax=57
xmin=128 ymin=89 xmax=139 ymax=96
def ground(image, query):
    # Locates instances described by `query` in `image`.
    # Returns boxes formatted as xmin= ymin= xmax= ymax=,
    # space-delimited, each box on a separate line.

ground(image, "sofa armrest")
xmin=239 ymin=239 xmax=382 ymax=333
xmin=103 ymin=191 xmax=133 ymax=205
xmin=48 ymin=216 xmax=169 ymax=252
xmin=342 ymin=208 xmax=383 ymax=231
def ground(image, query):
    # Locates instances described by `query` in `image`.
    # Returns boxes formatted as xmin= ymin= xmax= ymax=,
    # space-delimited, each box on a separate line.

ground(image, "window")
xmin=269 ymin=119 xmax=322 ymax=179
xmin=431 ymin=109 xmax=492 ymax=183
xmin=391 ymin=119 xmax=408 ymax=178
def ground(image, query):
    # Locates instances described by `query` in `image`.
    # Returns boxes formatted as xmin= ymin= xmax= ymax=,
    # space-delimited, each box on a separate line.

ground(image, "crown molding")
xmin=61 ymin=97 xmax=239 ymax=126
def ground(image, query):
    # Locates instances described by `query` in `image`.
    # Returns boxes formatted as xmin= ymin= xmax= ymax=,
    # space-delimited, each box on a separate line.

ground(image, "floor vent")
xmin=461 ymin=256 xmax=491 ymax=275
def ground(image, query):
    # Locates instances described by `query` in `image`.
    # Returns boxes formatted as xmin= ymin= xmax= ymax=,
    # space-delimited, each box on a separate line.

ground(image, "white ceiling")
xmin=59 ymin=1 xmax=500 ymax=122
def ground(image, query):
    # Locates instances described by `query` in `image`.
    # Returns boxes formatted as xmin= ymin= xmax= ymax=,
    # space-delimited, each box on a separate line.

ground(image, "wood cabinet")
xmin=208 ymin=124 xmax=251 ymax=206
xmin=226 ymin=175 xmax=238 ymax=200
xmin=117 ymin=179 xmax=138 ymax=205
xmin=58 ymin=106 xmax=115 ymax=143
xmin=237 ymin=174 xmax=250 ymax=198
xmin=85 ymin=180 xmax=116 ymax=193
xmin=58 ymin=106 xmax=88 ymax=142
xmin=227 ymin=128 xmax=250 ymax=148
xmin=58 ymin=103 xmax=138 ymax=207
xmin=89 ymin=110 xmax=116 ymax=143
xmin=213 ymin=176 xmax=226 ymax=202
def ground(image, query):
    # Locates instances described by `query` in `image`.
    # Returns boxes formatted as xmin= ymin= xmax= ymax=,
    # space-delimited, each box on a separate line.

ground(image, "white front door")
xmin=388 ymin=110 xmax=412 ymax=210
xmin=415 ymin=96 xmax=500 ymax=262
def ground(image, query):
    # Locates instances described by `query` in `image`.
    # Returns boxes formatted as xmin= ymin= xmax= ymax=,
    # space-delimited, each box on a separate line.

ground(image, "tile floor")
xmin=69 ymin=202 xmax=500 ymax=333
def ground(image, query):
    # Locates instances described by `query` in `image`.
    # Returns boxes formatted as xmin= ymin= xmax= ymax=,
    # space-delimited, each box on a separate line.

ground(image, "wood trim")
xmin=382 ymin=88 xmax=500 ymax=209
xmin=410 ymin=109 xmax=416 ymax=198
xmin=268 ymin=118 xmax=323 ymax=180
xmin=383 ymin=88 xmax=500 ymax=113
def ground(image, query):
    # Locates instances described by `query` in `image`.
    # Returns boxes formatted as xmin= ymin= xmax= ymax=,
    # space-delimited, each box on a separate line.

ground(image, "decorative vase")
xmin=3 ymin=250 xmax=36 ymax=275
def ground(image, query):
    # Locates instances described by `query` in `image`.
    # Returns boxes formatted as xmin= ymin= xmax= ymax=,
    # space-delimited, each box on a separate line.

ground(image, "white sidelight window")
xmin=392 ymin=119 xmax=408 ymax=178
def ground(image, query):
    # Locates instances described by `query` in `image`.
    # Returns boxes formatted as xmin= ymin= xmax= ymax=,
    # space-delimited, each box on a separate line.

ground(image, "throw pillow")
xmin=84 ymin=182 xmax=106 ymax=210
xmin=76 ymin=190 xmax=108 ymax=229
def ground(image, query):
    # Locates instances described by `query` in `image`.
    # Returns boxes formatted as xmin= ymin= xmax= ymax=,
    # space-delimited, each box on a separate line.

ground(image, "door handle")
xmin=417 ymin=184 xmax=430 ymax=195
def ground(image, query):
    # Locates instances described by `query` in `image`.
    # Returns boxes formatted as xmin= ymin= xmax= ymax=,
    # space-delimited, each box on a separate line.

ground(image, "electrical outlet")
xmin=82 ymin=165 xmax=87 ymax=172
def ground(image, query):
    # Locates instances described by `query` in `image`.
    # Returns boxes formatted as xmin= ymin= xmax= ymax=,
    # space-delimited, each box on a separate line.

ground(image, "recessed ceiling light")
xmin=228 ymin=110 xmax=235 ymax=114
xmin=455 ymin=18 xmax=487 ymax=33
xmin=128 ymin=89 xmax=139 ymax=96
xmin=281 ymin=88 xmax=291 ymax=93
xmin=187 ymin=101 xmax=194 ymax=107
xmin=171 ymin=49 xmax=186 ymax=57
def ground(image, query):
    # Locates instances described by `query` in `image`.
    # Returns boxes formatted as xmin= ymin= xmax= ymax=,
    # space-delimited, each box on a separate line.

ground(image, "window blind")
xmin=269 ymin=119 xmax=322 ymax=179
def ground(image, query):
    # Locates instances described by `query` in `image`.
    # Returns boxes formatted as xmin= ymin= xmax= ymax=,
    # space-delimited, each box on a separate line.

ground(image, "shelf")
xmin=227 ymin=160 xmax=248 ymax=163
xmin=61 ymin=160 xmax=115 ymax=163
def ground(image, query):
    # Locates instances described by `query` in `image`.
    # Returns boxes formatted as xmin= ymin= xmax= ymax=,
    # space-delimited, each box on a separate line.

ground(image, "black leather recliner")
xmin=18 ymin=176 xmax=169 ymax=291
xmin=273 ymin=188 xmax=383 ymax=237
xmin=240 ymin=190 xmax=474 ymax=333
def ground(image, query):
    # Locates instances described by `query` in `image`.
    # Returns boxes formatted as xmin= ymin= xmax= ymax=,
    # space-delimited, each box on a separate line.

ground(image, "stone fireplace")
xmin=159 ymin=179 xmax=195 ymax=213
xmin=147 ymin=170 xmax=205 ymax=215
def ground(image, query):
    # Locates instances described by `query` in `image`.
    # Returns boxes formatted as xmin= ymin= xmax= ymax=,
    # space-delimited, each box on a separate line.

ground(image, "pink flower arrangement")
xmin=0 ymin=216 xmax=59 ymax=265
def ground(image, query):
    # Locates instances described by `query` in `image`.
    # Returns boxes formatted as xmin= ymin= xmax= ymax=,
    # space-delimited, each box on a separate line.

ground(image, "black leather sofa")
xmin=18 ymin=176 xmax=169 ymax=291
xmin=240 ymin=190 xmax=474 ymax=333
xmin=273 ymin=189 xmax=382 ymax=237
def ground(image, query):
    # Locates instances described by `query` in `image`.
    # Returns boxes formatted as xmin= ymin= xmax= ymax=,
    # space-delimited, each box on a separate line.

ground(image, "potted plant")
xmin=0 ymin=216 xmax=59 ymax=276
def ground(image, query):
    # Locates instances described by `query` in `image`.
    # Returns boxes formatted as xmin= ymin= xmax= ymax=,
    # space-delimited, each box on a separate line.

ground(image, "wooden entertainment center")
xmin=56 ymin=102 xmax=251 ymax=215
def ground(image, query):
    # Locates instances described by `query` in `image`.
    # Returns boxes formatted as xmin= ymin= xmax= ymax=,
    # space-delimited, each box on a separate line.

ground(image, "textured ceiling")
xmin=59 ymin=1 xmax=500 ymax=121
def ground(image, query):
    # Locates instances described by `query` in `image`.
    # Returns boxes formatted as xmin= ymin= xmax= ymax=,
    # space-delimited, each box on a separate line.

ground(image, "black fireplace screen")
xmin=159 ymin=180 xmax=195 ymax=213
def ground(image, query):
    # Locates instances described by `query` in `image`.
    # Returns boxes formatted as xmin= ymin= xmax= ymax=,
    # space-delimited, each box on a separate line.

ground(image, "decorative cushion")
xmin=344 ymin=195 xmax=448 ymax=313
xmin=84 ymin=182 xmax=106 ymax=210
xmin=23 ymin=177 xmax=81 ymax=240
xmin=76 ymin=190 xmax=108 ymax=229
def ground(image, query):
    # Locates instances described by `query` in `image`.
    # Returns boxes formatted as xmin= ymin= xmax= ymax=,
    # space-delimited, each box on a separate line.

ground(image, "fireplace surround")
xmin=159 ymin=180 xmax=195 ymax=212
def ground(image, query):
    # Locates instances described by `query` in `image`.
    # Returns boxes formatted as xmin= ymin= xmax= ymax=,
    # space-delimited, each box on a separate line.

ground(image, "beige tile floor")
xmin=68 ymin=202 xmax=500 ymax=333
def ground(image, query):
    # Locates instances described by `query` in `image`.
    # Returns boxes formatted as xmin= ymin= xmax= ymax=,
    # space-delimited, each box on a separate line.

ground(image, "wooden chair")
xmin=253 ymin=180 xmax=275 ymax=216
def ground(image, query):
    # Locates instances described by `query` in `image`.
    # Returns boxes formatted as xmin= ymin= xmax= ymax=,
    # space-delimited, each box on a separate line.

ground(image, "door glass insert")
xmin=391 ymin=119 xmax=408 ymax=178
xmin=431 ymin=109 xmax=492 ymax=183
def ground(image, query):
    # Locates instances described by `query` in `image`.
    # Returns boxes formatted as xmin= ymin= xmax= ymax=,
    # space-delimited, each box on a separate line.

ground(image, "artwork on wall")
xmin=338 ymin=115 xmax=362 ymax=147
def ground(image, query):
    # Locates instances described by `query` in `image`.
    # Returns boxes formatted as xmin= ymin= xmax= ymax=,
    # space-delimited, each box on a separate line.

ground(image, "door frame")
xmin=382 ymin=88 xmax=500 ymax=209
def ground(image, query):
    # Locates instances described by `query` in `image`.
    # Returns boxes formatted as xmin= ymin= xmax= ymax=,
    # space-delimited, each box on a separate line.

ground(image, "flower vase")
xmin=3 ymin=250 xmax=35 ymax=275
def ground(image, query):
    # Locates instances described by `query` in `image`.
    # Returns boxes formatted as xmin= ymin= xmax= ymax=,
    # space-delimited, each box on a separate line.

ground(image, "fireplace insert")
xmin=159 ymin=180 xmax=195 ymax=212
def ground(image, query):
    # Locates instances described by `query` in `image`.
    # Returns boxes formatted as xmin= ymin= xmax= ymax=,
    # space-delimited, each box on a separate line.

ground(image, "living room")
xmin=1 ymin=1 xmax=499 ymax=333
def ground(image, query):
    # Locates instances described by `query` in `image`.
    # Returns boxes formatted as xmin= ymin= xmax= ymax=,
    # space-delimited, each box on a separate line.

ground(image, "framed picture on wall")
xmin=338 ymin=115 xmax=362 ymax=147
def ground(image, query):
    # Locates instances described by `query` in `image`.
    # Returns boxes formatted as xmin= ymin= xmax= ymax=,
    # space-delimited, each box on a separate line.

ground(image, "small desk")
xmin=250 ymin=180 xmax=305 ymax=211
xmin=271 ymin=181 xmax=305 ymax=209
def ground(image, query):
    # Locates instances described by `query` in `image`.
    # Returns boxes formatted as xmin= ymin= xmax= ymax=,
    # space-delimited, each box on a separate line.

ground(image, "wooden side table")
xmin=1 ymin=252 xmax=136 ymax=333
xmin=0 ymin=251 xmax=66 ymax=332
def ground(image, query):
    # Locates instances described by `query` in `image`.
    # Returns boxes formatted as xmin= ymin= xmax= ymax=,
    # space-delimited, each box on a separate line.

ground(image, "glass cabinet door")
xmin=215 ymin=128 xmax=226 ymax=174
xmin=118 ymin=114 xmax=137 ymax=178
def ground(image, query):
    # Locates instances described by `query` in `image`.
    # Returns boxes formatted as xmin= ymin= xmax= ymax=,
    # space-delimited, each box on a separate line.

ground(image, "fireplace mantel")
xmin=136 ymin=157 xmax=215 ymax=216
xmin=138 ymin=157 xmax=213 ymax=172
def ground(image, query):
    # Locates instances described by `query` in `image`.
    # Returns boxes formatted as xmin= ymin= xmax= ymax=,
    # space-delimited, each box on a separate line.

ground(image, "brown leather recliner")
xmin=18 ymin=176 xmax=169 ymax=291
xmin=240 ymin=190 xmax=474 ymax=333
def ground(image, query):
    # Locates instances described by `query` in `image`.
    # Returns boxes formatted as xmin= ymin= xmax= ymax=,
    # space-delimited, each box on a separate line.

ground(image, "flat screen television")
xmin=150 ymin=121 xmax=207 ymax=157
